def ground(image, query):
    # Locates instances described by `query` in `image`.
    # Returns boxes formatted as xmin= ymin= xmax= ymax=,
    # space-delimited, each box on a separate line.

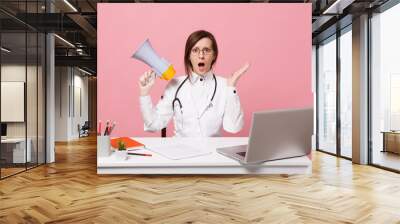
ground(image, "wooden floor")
xmin=1 ymin=136 xmax=400 ymax=223
xmin=373 ymin=151 xmax=400 ymax=171
xmin=1 ymin=167 xmax=25 ymax=178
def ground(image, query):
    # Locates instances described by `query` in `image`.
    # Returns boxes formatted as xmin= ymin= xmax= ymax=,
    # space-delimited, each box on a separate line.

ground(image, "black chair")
xmin=78 ymin=121 xmax=90 ymax=138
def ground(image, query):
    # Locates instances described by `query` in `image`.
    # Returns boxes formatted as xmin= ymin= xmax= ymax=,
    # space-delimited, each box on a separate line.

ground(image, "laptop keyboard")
xmin=236 ymin=151 xmax=246 ymax=157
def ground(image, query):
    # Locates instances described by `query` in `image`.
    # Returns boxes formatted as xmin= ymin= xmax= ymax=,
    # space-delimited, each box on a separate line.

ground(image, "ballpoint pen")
xmin=127 ymin=152 xmax=152 ymax=156
xmin=108 ymin=121 xmax=116 ymax=136
xmin=104 ymin=120 xmax=110 ymax=136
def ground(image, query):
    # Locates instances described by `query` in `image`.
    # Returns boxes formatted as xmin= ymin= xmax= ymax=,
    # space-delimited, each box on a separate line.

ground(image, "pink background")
xmin=98 ymin=3 xmax=312 ymax=137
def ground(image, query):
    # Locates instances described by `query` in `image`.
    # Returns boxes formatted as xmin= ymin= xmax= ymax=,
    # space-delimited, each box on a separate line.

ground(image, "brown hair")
xmin=184 ymin=30 xmax=218 ymax=75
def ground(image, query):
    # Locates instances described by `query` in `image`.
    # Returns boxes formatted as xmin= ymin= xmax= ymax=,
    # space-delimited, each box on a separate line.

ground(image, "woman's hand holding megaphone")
xmin=139 ymin=70 xmax=156 ymax=96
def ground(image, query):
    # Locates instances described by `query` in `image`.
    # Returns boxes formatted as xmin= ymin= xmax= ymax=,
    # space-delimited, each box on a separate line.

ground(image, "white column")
xmin=46 ymin=33 xmax=55 ymax=163
xmin=352 ymin=14 xmax=369 ymax=164
xmin=46 ymin=1 xmax=55 ymax=163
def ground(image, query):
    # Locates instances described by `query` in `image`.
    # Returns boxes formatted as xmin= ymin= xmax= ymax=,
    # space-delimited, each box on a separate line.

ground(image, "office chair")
xmin=78 ymin=121 xmax=90 ymax=138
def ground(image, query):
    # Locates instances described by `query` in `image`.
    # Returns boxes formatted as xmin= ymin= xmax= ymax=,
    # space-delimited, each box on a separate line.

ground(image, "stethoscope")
xmin=172 ymin=74 xmax=217 ymax=119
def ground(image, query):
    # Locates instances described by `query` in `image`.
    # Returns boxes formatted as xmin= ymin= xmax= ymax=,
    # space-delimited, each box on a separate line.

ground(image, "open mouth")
xmin=198 ymin=62 xmax=205 ymax=68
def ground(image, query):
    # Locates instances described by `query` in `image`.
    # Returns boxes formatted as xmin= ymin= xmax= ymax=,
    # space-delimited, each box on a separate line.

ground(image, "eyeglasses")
xmin=191 ymin=47 xmax=213 ymax=56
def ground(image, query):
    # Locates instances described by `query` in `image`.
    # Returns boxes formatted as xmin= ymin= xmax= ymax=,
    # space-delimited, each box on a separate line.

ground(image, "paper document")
xmin=147 ymin=143 xmax=211 ymax=160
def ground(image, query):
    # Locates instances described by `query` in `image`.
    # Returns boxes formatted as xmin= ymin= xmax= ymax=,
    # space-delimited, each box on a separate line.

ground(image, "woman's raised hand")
xmin=139 ymin=70 xmax=156 ymax=96
xmin=227 ymin=62 xmax=250 ymax=87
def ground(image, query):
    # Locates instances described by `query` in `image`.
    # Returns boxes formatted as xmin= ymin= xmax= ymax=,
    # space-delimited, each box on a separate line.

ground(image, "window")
xmin=317 ymin=35 xmax=337 ymax=154
xmin=340 ymin=27 xmax=352 ymax=158
xmin=371 ymin=2 xmax=400 ymax=171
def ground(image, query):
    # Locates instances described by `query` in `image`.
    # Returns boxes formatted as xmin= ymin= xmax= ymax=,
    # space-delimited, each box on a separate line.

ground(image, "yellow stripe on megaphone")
xmin=161 ymin=65 xmax=176 ymax=80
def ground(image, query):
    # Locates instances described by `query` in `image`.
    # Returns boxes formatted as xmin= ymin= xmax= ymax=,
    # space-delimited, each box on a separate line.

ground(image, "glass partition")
xmin=1 ymin=30 xmax=28 ymax=177
xmin=0 ymin=1 xmax=46 ymax=179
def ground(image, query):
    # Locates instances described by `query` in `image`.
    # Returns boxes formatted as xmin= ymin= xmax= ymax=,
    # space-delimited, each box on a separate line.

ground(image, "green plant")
xmin=117 ymin=140 xmax=126 ymax=151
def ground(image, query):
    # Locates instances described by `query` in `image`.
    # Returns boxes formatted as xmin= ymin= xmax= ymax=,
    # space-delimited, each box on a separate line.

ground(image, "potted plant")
xmin=114 ymin=140 xmax=127 ymax=159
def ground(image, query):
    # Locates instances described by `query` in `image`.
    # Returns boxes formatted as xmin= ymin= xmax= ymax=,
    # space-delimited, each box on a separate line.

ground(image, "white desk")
xmin=1 ymin=138 xmax=31 ymax=163
xmin=97 ymin=138 xmax=312 ymax=175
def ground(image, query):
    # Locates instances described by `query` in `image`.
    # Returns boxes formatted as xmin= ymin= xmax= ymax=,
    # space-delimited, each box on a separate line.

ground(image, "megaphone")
xmin=132 ymin=39 xmax=176 ymax=80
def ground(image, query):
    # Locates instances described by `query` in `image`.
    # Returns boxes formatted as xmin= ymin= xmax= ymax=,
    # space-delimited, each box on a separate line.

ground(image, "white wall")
xmin=55 ymin=67 xmax=69 ymax=141
xmin=55 ymin=67 xmax=89 ymax=141
xmin=1 ymin=65 xmax=25 ymax=130
xmin=72 ymin=71 xmax=89 ymax=138
xmin=1 ymin=65 xmax=41 ymax=138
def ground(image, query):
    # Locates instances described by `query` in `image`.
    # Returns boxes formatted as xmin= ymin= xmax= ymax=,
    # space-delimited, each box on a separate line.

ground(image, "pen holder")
xmin=114 ymin=150 xmax=127 ymax=159
xmin=97 ymin=136 xmax=112 ymax=157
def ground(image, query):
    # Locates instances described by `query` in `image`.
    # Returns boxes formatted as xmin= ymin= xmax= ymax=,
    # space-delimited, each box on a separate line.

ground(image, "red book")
xmin=110 ymin=137 xmax=145 ymax=149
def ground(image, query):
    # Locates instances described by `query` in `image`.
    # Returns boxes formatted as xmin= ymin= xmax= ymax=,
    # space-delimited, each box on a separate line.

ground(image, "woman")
xmin=139 ymin=30 xmax=249 ymax=137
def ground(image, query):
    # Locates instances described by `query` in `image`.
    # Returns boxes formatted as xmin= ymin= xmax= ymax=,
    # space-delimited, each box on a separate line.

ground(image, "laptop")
xmin=217 ymin=108 xmax=313 ymax=164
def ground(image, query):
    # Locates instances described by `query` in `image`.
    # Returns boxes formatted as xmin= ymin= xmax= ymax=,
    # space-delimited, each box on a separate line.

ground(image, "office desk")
xmin=381 ymin=131 xmax=400 ymax=154
xmin=97 ymin=138 xmax=312 ymax=175
xmin=1 ymin=138 xmax=31 ymax=163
